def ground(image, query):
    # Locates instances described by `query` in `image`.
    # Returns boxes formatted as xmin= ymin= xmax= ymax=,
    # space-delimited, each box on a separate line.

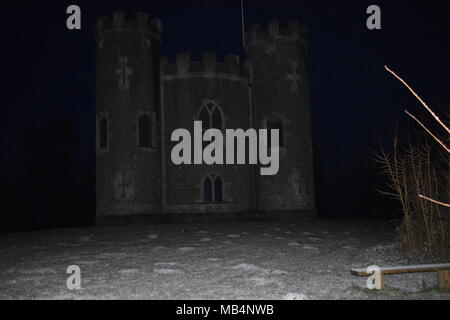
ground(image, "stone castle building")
xmin=95 ymin=11 xmax=315 ymax=224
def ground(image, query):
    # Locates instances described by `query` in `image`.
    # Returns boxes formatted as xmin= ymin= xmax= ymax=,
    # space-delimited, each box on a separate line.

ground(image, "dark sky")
xmin=1 ymin=0 xmax=449 ymax=173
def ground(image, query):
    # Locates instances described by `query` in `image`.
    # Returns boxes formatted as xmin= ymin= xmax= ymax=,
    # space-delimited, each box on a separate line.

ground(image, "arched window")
xmin=211 ymin=107 xmax=223 ymax=130
xmin=214 ymin=176 xmax=223 ymax=202
xmin=99 ymin=117 xmax=108 ymax=149
xmin=203 ymin=176 xmax=213 ymax=203
xmin=138 ymin=114 xmax=152 ymax=148
xmin=197 ymin=100 xmax=224 ymax=131
xmin=203 ymin=175 xmax=223 ymax=203
xmin=266 ymin=116 xmax=284 ymax=148
xmin=199 ymin=107 xmax=210 ymax=132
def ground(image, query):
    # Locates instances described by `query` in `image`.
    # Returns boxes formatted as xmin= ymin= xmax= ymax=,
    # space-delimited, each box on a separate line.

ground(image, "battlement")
xmin=96 ymin=11 xmax=162 ymax=39
xmin=245 ymin=20 xmax=307 ymax=45
xmin=161 ymin=52 xmax=249 ymax=79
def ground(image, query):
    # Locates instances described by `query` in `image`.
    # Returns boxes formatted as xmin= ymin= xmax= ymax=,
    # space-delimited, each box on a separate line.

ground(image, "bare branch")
xmin=419 ymin=194 xmax=450 ymax=208
xmin=404 ymin=110 xmax=450 ymax=153
xmin=385 ymin=65 xmax=450 ymax=134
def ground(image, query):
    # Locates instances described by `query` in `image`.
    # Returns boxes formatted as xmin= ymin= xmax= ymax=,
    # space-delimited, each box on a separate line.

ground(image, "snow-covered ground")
xmin=0 ymin=219 xmax=448 ymax=300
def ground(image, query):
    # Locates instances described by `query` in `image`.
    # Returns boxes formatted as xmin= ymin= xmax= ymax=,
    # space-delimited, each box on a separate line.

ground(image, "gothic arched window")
xmin=203 ymin=176 xmax=213 ymax=203
xmin=214 ymin=176 xmax=223 ymax=202
xmin=99 ymin=117 xmax=108 ymax=149
xmin=203 ymin=175 xmax=223 ymax=203
xmin=138 ymin=114 xmax=152 ymax=148
xmin=211 ymin=107 xmax=223 ymax=130
xmin=266 ymin=116 xmax=284 ymax=148
xmin=199 ymin=107 xmax=210 ymax=132
xmin=197 ymin=100 xmax=224 ymax=131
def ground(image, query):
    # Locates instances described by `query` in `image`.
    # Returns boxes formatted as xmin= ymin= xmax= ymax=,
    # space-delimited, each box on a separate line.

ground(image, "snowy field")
xmin=0 ymin=219 xmax=448 ymax=300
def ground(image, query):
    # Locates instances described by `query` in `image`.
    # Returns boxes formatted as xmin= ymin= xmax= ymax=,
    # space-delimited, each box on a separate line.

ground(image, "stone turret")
xmin=246 ymin=20 xmax=315 ymax=216
xmin=95 ymin=11 xmax=162 ymax=223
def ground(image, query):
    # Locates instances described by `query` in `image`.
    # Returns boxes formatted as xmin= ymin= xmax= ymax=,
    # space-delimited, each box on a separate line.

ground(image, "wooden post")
xmin=437 ymin=270 xmax=450 ymax=292
xmin=379 ymin=274 xmax=385 ymax=290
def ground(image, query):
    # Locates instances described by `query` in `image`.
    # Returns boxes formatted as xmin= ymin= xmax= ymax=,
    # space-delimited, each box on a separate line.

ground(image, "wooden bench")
xmin=351 ymin=263 xmax=450 ymax=292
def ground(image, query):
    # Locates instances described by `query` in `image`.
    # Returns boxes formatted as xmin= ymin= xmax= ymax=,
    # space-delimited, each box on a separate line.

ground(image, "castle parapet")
xmin=96 ymin=11 xmax=162 ymax=40
xmin=161 ymin=52 xmax=249 ymax=79
xmin=245 ymin=20 xmax=307 ymax=45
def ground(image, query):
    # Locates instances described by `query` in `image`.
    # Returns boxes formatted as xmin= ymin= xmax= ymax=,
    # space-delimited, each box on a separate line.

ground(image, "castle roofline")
xmin=245 ymin=19 xmax=307 ymax=45
xmin=96 ymin=11 xmax=162 ymax=39
xmin=161 ymin=52 xmax=249 ymax=80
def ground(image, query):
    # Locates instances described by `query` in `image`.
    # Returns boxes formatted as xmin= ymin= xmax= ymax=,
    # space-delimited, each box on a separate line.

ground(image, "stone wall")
xmin=161 ymin=52 xmax=254 ymax=215
xmin=95 ymin=12 xmax=162 ymax=218
xmin=246 ymin=20 xmax=315 ymax=213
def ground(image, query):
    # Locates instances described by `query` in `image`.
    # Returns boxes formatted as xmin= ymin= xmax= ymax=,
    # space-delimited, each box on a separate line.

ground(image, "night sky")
xmin=1 ymin=1 xmax=449 ymax=228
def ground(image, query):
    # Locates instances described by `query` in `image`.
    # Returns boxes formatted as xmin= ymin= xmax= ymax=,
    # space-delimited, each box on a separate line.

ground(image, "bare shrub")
xmin=376 ymin=132 xmax=449 ymax=259
xmin=376 ymin=66 xmax=449 ymax=260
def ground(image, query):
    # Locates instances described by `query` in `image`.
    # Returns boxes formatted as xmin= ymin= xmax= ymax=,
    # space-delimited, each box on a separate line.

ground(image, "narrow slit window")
xmin=138 ymin=114 xmax=152 ymax=147
xmin=99 ymin=117 xmax=108 ymax=149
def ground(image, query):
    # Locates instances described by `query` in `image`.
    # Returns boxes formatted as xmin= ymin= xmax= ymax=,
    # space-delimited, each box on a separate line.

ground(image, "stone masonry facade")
xmin=95 ymin=11 xmax=315 ymax=224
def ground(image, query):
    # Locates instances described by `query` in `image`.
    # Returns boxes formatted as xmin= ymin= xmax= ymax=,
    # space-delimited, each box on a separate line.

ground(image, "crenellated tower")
xmin=246 ymin=20 xmax=315 ymax=216
xmin=95 ymin=12 xmax=316 ymax=224
xmin=160 ymin=52 xmax=254 ymax=216
xmin=95 ymin=11 xmax=163 ymax=222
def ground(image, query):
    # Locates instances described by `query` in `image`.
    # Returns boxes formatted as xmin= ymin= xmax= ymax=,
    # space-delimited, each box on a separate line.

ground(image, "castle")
xmin=95 ymin=11 xmax=315 ymax=224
